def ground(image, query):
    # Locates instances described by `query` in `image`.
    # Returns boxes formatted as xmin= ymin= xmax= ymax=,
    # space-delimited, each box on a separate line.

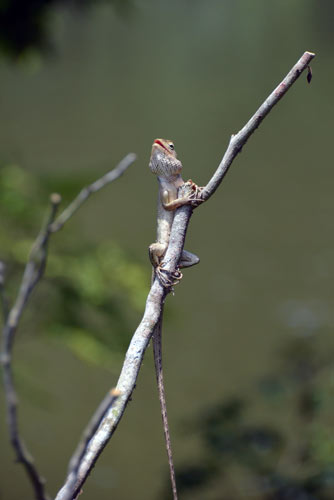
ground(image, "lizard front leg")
xmin=162 ymin=181 xmax=204 ymax=211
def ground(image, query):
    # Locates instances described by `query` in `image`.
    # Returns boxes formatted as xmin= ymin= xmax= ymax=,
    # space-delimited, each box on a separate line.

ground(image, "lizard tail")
xmin=153 ymin=314 xmax=178 ymax=500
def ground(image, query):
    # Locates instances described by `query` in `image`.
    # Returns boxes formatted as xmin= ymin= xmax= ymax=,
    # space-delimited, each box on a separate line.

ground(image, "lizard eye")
xmin=168 ymin=143 xmax=174 ymax=150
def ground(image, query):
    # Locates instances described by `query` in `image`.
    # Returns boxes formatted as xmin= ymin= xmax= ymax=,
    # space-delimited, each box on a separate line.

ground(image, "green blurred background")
xmin=1 ymin=1 xmax=333 ymax=499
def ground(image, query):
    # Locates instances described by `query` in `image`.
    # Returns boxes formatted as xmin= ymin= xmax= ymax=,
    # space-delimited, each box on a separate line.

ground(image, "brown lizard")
xmin=149 ymin=138 xmax=201 ymax=500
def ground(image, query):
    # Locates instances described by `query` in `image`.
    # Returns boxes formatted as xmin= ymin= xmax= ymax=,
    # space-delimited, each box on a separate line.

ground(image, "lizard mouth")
xmin=154 ymin=139 xmax=169 ymax=153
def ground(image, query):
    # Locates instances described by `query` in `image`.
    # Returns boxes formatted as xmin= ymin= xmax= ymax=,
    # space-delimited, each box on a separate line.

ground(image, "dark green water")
xmin=1 ymin=1 xmax=333 ymax=499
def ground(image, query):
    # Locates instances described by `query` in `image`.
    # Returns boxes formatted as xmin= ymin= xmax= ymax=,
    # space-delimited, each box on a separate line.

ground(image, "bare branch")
xmin=56 ymin=287 xmax=166 ymax=500
xmin=1 ymin=193 xmax=61 ymax=500
xmin=201 ymin=51 xmax=315 ymax=201
xmin=55 ymin=51 xmax=315 ymax=498
xmin=1 ymin=155 xmax=135 ymax=500
xmin=68 ymin=389 xmax=121 ymax=475
xmin=57 ymin=389 xmax=120 ymax=500
xmin=50 ymin=153 xmax=136 ymax=233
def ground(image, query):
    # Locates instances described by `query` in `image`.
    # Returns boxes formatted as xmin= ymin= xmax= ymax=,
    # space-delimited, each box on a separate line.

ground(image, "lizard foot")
xmin=184 ymin=180 xmax=204 ymax=207
xmin=156 ymin=265 xmax=183 ymax=288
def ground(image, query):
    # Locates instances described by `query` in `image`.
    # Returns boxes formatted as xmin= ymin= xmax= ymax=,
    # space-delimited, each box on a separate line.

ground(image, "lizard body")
xmin=149 ymin=139 xmax=200 ymax=500
xmin=149 ymin=138 xmax=200 ymax=277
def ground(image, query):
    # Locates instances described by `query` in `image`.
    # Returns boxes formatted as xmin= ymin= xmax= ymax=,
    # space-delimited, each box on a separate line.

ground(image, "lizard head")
xmin=149 ymin=138 xmax=183 ymax=178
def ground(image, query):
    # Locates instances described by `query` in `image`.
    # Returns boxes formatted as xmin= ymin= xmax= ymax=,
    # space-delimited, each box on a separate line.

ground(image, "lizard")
xmin=148 ymin=138 xmax=201 ymax=500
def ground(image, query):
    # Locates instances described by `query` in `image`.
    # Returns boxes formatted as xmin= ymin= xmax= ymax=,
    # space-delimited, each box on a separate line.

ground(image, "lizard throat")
xmin=150 ymin=153 xmax=182 ymax=177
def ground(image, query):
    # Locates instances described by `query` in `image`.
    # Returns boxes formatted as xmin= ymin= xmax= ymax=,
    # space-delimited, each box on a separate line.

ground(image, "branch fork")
xmin=1 ymin=51 xmax=315 ymax=500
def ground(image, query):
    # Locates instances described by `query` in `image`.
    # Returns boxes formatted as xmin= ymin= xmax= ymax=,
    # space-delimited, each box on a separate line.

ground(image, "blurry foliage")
xmin=0 ymin=0 xmax=132 ymax=60
xmin=0 ymin=163 xmax=148 ymax=367
xmin=164 ymin=334 xmax=334 ymax=500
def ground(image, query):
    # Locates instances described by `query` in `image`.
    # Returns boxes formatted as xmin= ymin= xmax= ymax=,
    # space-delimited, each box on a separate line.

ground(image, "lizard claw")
xmin=155 ymin=265 xmax=183 ymax=288
xmin=184 ymin=180 xmax=204 ymax=207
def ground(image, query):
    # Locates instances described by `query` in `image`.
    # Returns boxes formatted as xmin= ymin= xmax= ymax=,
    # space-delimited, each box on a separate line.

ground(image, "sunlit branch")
xmin=55 ymin=51 xmax=315 ymax=499
xmin=58 ymin=389 xmax=121 ymax=500
xmin=201 ymin=51 xmax=315 ymax=200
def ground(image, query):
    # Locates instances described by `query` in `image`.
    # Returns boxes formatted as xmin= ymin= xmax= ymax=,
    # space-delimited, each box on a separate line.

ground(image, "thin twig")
xmin=50 ymin=153 xmax=136 ymax=233
xmin=201 ymin=51 xmax=315 ymax=201
xmin=57 ymin=389 xmax=121 ymax=500
xmin=1 ymin=154 xmax=135 ymax=500
xmin=55 ymin=50 xmax=315 ymax=499
xmin=68 ymin=388 xmax=121 ymax=475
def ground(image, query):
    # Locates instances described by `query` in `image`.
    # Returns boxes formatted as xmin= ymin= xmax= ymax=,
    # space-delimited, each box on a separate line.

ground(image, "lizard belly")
xmin=149 ymin=210 xmax=173 ymax=268
xmin=156 ymin=210 xmax=174 ymax=249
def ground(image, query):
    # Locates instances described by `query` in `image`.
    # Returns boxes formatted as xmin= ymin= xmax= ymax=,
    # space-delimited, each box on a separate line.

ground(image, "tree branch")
xmin=56 ymin=282 xmax=167 ymax=500
xmin=50 ymin=153 xmax=136 ymax=232
xmin=201 ymin=51 xmax=315 ymax=201
xmin=1 ymin=194 xmax=61 ymax=500
xmin=68 ymin=388 xmax=121 ymax=476
xmin=55 ymin=51 xmax=315 ymax=499
xmin=57 ymin=389 xmax=121 ymax=500
xmin=1 ymin=154 xmax=135 ymax=500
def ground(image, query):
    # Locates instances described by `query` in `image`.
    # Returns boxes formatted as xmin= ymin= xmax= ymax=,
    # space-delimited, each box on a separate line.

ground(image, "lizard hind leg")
xmin=156 ymin=266 xmax=183 ymax=288
xmin=150 ymin=242 xmax=182 ymax=288
xmin=149 ymin=242 xmax=166 ymax=268
xmin=155 ymin=249 xmax=199 ymax=288
xmin=179 ymin=249 xmax=200 ymax=268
